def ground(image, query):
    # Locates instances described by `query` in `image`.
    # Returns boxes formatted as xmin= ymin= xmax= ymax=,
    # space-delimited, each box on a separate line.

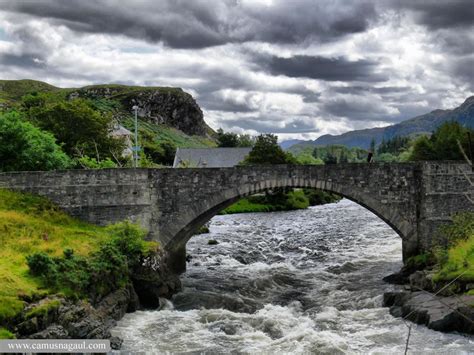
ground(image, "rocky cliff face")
xmin=70 ymin=85 xmax=214 ymax=138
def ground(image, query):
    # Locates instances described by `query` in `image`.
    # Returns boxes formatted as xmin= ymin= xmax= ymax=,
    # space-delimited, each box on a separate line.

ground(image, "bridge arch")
xmin=162 ymin=175 xmax=415 ymax=273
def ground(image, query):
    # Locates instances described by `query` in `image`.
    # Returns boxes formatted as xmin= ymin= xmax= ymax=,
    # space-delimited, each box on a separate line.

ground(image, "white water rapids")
xmin=112 ymin=199 xmax=473 ymax=354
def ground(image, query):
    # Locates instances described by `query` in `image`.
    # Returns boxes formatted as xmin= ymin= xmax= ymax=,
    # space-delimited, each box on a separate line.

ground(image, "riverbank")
xmin=383 ymin=212 xmax=474 ymax=335
xmin=221 ymin=188 xmax=341 ymax=214
xmin=0 ymin=189 xmax=180 ymax=345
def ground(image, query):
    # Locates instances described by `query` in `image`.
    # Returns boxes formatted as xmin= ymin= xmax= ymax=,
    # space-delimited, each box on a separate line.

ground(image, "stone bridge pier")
xmin=0 ymin=162 xmax=472 ymax=274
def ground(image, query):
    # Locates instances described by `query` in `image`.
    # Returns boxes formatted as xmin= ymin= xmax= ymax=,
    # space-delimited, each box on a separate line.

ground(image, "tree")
xmin=242 ymin=134 xmax=297 ymax=165
xmin=237 ymin=134 xmax=254 ymax=147
xmin=370 ymin=138 xmax=376 ymax=153
xmin=0 ymin=111 xmax=71 ymax=171
xmin=216 ymin=128 xmax=239 ymax=147
xmin=409 ymin=122 xmax=472 ymax=161
xmin=28 ymin=99 xmax=125 ymax=160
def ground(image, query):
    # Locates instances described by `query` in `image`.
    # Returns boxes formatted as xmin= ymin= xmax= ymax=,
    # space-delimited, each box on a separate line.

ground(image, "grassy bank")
xmin=0 ymin=188 xmax=155 ymax=338
xmin=433 ymin=212 xmax=474 ymax=285
xmin=221 ymin=189 xmax=341 ymax=214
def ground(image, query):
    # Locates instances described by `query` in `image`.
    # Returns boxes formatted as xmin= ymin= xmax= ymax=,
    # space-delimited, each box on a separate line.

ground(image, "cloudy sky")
xmin=0 ymin=0 xmax=472 ymax=140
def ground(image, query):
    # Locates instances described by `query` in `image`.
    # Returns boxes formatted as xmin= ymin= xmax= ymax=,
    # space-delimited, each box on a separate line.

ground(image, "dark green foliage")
xmin=216 ymin=128 xmax=254 ymax=147
xmin=377 ymin=136 xmax=411 ymax=155
xmin=88 ymin=244 xmax=128 ymax=300
xmin=140 ymin=129 xmax=177 ymax=166
xmin=243 ymin=134 xmax=297 ymax=165
xmin=26 ymin=222 xmax=151 ymax=302
xmin=76 ymin=156 xmax=117 ymax=169
xmin=303 ymin=189 xmax=342 ymax=206
xmin=105 ymin=221 xmax=149 ymax=269
xmin=440 ymin=212 xmax=474 ymax=246
xmin=0 ymin=111 xmax=71 ymax=172
xmin=217 ymin=128 xmax=239 ymax=147
xmin=27 ymin=99 xmax=125 ymax=159
xmin=369 ymin=138 xmax=376 ymax=153
xmin=312 ymin=145 xmax=367 ymax=164
xmin=26 ymin=253 xmax=57 ymax=279
xmin=410 ymin=121 xmax=472 ymax=161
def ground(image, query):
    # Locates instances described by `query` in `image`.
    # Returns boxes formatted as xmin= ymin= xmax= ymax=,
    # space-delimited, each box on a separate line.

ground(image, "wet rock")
xmin=409 ymin=271 xmax=432 ymax=292
xmin=132 ymin=260 xmax=182 ymax=308
xmin=96 ymin=288 xmax=130 ymax=320
xmin=383 ymin=272 xmax=409 ymax=285
xmin=110 ymin=336 xmax=123 ymax=350
xmin=29 ymin=325 xmax=68 ymax=339
xmin=127 ymin=284 xmax=141 ymax=312
xmin=383 ymin=291 xmax=474 ymax=335
xmin=17 ymin=317 xmax=39 ymax=336
xmin=208 ymin=239 xmax=219 ymax=245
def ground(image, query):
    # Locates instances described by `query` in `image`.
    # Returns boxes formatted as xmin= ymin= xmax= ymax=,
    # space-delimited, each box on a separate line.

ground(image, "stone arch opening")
xmin=165 ymin=180 xmax=411 ymax=273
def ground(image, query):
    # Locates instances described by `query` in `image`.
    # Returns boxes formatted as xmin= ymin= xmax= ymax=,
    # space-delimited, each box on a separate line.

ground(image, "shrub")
xmin=26 ymin=252 xmax=57 ymax=276
xmin=105 ymin=221 xmax=149 ymax=268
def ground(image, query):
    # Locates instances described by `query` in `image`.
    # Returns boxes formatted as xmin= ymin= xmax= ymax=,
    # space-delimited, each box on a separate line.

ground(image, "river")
xmin=112 ymin=199 xmax=473 ymax=353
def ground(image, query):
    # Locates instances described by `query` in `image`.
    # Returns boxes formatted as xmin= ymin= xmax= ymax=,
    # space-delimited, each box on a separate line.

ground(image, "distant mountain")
xmin=288 ymin=96 xmax=474 ymax=151
xmin=279 ymin=139 xmax=306 ymax=149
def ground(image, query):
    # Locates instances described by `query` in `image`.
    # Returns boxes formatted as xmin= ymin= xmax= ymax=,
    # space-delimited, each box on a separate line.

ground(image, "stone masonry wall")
xmin=0 ymin=162 xmax=472 ymax=270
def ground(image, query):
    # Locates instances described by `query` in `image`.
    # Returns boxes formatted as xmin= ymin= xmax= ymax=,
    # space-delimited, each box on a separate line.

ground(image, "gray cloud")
xmin=223 ymin=116 xmax=320 ymax=134
xmin=323 ymin=97 xmax=399 ymax=121
xmin=0 ymin=0 xmax=377 ymax=49
xmin=256 ymin=55 xmax=388 ymax=82
xmin=391 ymin=0 xmax=474 ymax=30
xmin=0 ymin=53 xmax=45 ymax=68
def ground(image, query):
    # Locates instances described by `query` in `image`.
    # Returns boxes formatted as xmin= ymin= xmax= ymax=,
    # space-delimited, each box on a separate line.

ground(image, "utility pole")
xmin=467 ymin=131 xmax=473 ymax=164
xmin=132 ymin=105 xmax=139 ymax=168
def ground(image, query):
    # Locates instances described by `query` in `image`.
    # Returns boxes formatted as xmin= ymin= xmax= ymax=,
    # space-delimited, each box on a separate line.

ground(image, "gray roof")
xmin=173 ymin=147 xmax=252 ymax=168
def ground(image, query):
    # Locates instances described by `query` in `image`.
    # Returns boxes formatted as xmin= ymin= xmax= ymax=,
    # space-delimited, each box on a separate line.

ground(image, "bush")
xmin=0 ymin=111 xmax=71 ymax=172
xmin=76 ymin=156 xmax=117 ymax=169
xmin=26 ymin=252 xmax=58 ymax=283
xmin=440 ymin=212 xmax=474 ymax=246
xmin=106 ymin=221 xmax=149 ymax=268
xmin=26 ymin=222 xmax=153 ymax=301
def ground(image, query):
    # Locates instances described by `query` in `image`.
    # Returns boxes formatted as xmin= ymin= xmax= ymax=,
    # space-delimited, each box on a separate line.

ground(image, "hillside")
xmin=0 ymin=79 xmax=216 ymax=150
xmin=287 ymin=96 xmax=474 ymax=150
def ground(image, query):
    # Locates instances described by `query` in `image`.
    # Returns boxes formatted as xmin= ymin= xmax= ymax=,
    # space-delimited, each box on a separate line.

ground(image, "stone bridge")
xmin=0 ymin=162 xmax=472 ymax=273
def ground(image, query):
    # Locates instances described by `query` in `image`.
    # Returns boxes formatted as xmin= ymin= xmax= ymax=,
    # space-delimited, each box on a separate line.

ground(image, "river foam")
xmin=112 ymin=199 xmax=474 ymax=353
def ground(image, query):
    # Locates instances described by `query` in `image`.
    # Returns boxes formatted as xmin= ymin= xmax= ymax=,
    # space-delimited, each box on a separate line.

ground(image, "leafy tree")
xmin=28 ymin=99 xmax=125 ymax=160
xmin=242 ymin=133 xmax=297 ymax=165
xmin=410 ymin=122 xmax=472 ymax=161
xmin=0 ymin=111 xmax=71 ymax=172
xmin=409 ymin=135 xmax=436 ymax=161
xmin=217 ymin=129 xmax=254 ymax=148
xmin=237 ymin=134 xmax=254 ymax=147
xmin=217 ymin=128 xmax=239 ymax=147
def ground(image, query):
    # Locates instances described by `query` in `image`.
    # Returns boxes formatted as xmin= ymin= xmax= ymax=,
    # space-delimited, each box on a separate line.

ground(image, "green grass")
xmin=221 ymin=190 xmax=310 ymax=214
xmin=0 ymin=80 xmax=59 ymax=101
xmin=25 ymin=299 xmax=61 ymax=319
xmin=221 ymin=198 xmax=277 ymax=214
xmin=123 ymin=117 xmax=216 ymax=148
xmin=0 ymin=188 xmax=118 ymax=325
xmin=433 ymin=236 xmax=474 ymax=282
xmin=0 ymin=328 xmax=15 ymax=339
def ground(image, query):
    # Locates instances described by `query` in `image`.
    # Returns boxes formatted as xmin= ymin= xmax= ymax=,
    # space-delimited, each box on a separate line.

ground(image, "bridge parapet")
xmin=0 ymin=162 xmax=472 ymax=273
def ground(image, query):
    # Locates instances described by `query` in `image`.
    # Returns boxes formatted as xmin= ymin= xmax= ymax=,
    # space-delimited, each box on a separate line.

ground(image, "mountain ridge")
xmin=284 ymin=96 xmax=474 ymax=150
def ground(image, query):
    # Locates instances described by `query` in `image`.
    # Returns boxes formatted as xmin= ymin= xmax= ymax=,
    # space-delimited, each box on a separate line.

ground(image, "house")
xmin=173 ymin=147 xmax=252 ymax=168
xmin=110 ymin=124 xmax=133 ymax=157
